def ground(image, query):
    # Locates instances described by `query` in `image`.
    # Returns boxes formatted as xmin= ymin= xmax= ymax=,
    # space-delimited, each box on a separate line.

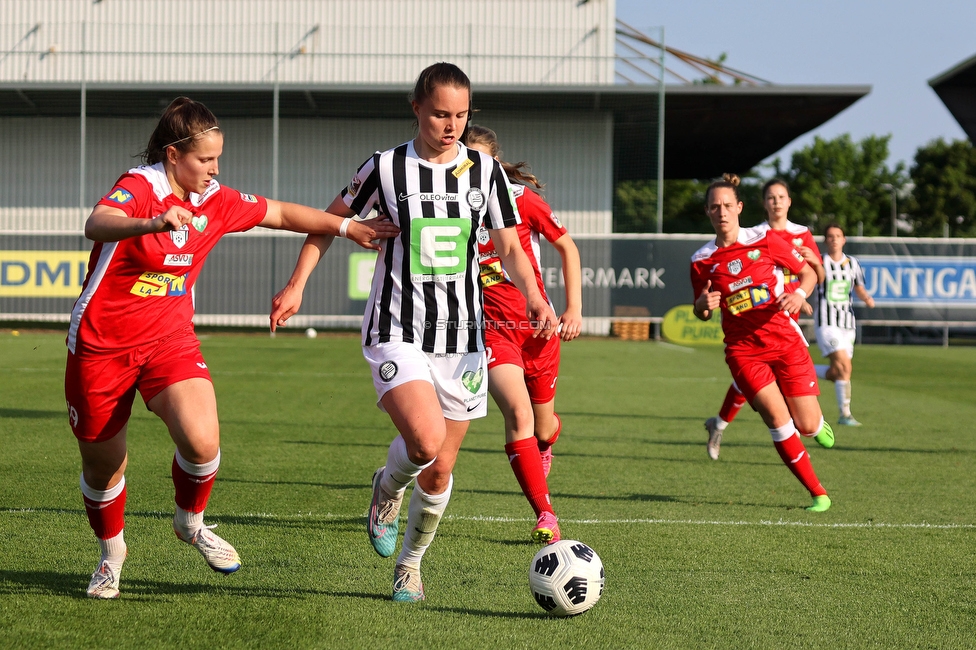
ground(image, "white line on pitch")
xmin=7 ymin=508 xmax=972 ymax=530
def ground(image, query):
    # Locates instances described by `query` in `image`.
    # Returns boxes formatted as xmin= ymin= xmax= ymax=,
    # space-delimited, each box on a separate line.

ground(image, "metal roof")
xmin=929 ymin=53 xmax=976 ymax=141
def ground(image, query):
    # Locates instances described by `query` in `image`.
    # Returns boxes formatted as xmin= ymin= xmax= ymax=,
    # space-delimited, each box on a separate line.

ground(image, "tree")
xmin=907 ymin=138 xmax=976 ymax=238
xmin=771 ymin=134 xmax=908 ymax=236
xmin=613 ymin=177 xmax=765 ymax=234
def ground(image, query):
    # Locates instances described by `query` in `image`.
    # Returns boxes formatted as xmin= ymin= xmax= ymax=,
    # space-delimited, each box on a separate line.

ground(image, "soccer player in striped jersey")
xmin=463 ymin=125 xmax=583 ymax=545
xmin=270 ymin=63 xmax=557 ymax=602
xmin=814 ymin=223 xmax=875 ymax=426
xmin=692 ymin=174 xmax=832 ymax=512
xmin=704 ymin=179 xmax=825 ymax=459
xmin=67 ymin=97 xmax=397 ymax=599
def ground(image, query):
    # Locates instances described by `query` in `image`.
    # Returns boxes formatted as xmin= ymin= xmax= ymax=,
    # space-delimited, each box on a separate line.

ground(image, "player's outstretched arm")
xmin=551 ymin=233 xmax=583 ymax=341
xmin=490 ymin=226 xmax=557 ymax=340
xmin=260 ymin=198 xmax=399 ymax=251
xmin=85 ymin=205 xmax=192 ymax=242
xmin=854 ymin=284 xmax=875 ymax=308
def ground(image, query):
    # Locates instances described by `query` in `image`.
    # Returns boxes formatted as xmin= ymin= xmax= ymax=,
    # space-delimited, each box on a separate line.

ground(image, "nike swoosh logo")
xmin=398 ymin=192 xmax=416 ymax=202
xmin=467 ymin=402 xmax=484 ymax=412
xmin=508 ymin=454 xmax=519 ymax=462
xmin=790 ymin=451 xmax=806 ymax=464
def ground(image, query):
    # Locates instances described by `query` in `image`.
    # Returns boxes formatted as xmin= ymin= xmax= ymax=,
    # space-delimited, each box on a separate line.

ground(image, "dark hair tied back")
xmin=141 ymin=97 xmax=220 ymax=165
xmin=706 ymin=173 xmax=742 ymax=204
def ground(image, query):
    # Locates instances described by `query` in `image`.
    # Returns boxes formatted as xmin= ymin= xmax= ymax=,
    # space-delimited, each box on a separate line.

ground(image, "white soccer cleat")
xmin=705 ymin=417 xmax=723 ymax=460
xmin=174 ymin=524 xmax=242 ymax=574
xmin=86 ymin=560 xmax=121 ymax=599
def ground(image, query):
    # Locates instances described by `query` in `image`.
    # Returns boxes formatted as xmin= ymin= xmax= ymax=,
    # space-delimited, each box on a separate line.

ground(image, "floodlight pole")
xmin=656 ymin=27 xmax=665 ymax=234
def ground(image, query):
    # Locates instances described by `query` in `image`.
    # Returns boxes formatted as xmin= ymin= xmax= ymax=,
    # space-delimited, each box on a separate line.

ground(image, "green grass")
xmin=1 ymin=331 xmax=975 ymax=648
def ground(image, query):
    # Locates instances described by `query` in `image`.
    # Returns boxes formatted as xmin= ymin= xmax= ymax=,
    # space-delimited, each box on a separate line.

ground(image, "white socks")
xmin=835 ymin=380 xmax=852 ymax=417
xmin=714 ymin=417 xmax=729 ymax=432
xmin=397 ymin=474 xmax=453 ymax=569
xmin=381 ymin=435 xmax=434 ymax=498
xmin=768 ymin=420 xmax=795 ymax=442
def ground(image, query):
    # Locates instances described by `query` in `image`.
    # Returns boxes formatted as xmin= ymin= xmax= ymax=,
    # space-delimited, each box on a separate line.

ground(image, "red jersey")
xmin=753 ymin=221 xmax=817 ymax=322
xmin=690 ymin=227 xmax=808 ymax=353
xmin=68 ymin=164 xmax=268 ymax=354
xmin=477 ymin=184 xmax=567 ymax=322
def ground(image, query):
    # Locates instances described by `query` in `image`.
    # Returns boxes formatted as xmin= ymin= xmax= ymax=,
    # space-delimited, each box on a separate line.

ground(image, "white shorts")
xmin=815 ymin=325 xmax=856 ymax=359
xmin=363 ymin=341 xmax=488 ymax=420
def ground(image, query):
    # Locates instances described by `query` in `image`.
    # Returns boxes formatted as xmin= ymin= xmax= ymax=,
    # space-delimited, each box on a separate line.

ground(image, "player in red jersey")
xmin=463 ymin=125 xmax=582 ymax=544
xmin=704 ymin=178 xmax=826 ymax=460
xmin=691 ymin=174 xmax=832 ymax=512
xmin=67 ymin=97 xmax=398 ymax=599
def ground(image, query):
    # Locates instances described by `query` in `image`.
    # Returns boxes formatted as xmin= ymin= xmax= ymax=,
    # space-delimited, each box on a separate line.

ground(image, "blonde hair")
xmin=463 ymin=124 xmax=543 ymax=190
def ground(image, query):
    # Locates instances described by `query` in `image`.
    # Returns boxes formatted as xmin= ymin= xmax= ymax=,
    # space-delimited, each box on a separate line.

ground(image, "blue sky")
xmin=615 ymin=0 xmax=975 ymax=169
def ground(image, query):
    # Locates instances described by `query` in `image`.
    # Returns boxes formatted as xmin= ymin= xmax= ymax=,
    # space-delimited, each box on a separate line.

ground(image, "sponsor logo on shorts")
xmin=378 ymin=361 xmax=398 ymax=382
xmin=68 ymin=403 xmax=79 ymax=429
xmin=106 ymin=188 xmax=133 ymax=204
xmin=164 ymin=253 xmax=193 ymax=266
xmin=466 ymin=187 xmax=485 ymax=211
xmin=170 ymin=225 xmax=189 ymax=248
xmin=727 ymin=259 xmax=743 ymax=275
xmin=197 ymin=362 xmax=208 ymax=369
xmin=240 ymin=193 xmax=258 ymax=203
xmin=486 ymin=346 xmax=496 ymax=364
xmin=728 ymin=276 xmax=752 ymax=291
xmin=461 ymin=368 xmax=484 ymax=393
xmin=466 ymin=401 xmax=484 ymax=412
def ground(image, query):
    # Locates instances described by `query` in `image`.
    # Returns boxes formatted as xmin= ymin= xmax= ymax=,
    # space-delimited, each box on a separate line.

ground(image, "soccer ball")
xmin=528 ymin=540 xmax=604 ymax=617
xmin=305 ymin=327 xmax=317 ymax=339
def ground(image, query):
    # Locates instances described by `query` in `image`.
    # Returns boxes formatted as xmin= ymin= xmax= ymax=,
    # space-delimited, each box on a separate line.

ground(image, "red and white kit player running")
xmin=66 ymin=97 xmax=397 ymax=599
xmin=704 ymin=178 xmax=826 ymax=460
xmin=691 ymin=174 xmax=832 ymax=512
xmin=463 ymin=125 xmax=583 ymax=544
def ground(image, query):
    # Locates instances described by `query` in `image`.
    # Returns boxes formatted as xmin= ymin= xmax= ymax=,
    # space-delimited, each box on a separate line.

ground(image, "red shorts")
xmin=64 ymin=324 xmax=211 ymax=443
xmin=485 ymin=321 xmax=561 ymax=404
xmin=725 ymin=342 xmax=819 ymax=404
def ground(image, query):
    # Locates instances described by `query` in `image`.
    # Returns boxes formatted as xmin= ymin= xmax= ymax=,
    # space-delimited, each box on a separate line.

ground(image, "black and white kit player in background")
xmin=814 ymin=223 xmax=875 ymax=426
xmin=269 ymin=62 xmax=556 ymax=602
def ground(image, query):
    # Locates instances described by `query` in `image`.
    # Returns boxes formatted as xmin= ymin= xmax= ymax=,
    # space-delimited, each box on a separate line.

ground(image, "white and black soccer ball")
xmin=528 ymin=540 xmax=605 ymax=617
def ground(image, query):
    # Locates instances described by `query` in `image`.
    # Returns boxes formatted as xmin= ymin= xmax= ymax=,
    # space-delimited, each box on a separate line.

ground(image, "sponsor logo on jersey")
xmin=378 ymin=361 xmax=398 ymax=382
xmin=466 ymin=187 xmax=485 ymax=211
xmin=170 ymin=225 xmax=189 ymax=248
xmin=130 ymin=271 xmax=188 ymax=297
xmin=347 ymin=176 xmax=362 ymax=197
xmin=747 ymin=249 xmax=761 ymax=261
xmin=725 ymin=284 xmax=771 ymax=315
xmin=106 ymin=188 xmax=133 ymax=204
xmin=164 ymin=253 xmax=193 ymax=266
xmin=479 ymin=260 xmax=505 ymax=288
xmin=728 ymin=275 xmax=752 ymax=291
xmin=191 ymin=214 xmax=208 ymax=233
xmin=240 ymin=193 xmax=257 ymax=203
xmin=399 ymin=192 xmax=461 ymax=203
xmin=452 ymin=158 xmax=474 ymax=178
xmin=727 ymin=259 xmax=743 ymax=275
xmin=549 ymin=212 xmax=563 ymax=228
xmin=790 ymin=248 xmax=804 ymax=263
xmin=792 ymin=237 xmax=804 ymax=247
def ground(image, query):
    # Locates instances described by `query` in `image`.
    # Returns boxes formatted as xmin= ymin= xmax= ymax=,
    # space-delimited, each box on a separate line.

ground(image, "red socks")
xmin=505 ymin=437 xmax=554 ymax=517
xmin=82 ymin=481 xmax=126 ymax=539
xmin=719 ymin=384 xmax=747 ymax=423
xmin=172 ymin=455 xmax=218 ymax=513
xmin=773 ymin=434 xmax=827 ymax=497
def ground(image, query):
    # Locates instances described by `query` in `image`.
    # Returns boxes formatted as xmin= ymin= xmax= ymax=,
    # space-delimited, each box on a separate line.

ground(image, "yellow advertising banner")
xmin=0 ymin=251 xmax=90 ymax=297
xmin=661 ymin=304 xmax=725 ymax=346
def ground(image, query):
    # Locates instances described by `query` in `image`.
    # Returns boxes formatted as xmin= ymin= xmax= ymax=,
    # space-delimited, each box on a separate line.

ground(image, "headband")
xmin=163 ymin=125 xmax=219 ymax=150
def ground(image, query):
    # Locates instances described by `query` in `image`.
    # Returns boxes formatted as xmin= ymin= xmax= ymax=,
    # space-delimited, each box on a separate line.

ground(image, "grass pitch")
xmin=1 ymin=331 xmax=974 ymax=648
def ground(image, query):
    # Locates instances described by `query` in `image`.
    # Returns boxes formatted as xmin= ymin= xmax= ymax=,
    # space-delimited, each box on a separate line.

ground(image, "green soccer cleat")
xmin=806 ymin=494 xmax=832 ymax=512
xmin=392 ymin=564 xmax=425 ymax=602
xmin=814 ymin=421 xmax=835 ymax=449
xmin=837 ymin=415 xmax=862 ymax=427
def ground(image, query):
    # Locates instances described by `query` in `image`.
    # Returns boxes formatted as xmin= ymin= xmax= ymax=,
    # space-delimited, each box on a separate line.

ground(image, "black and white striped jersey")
xmin=815 ymin=253 xmax=865 ymax=330
xmin=341 ymin=140 xmax=521 ymax=353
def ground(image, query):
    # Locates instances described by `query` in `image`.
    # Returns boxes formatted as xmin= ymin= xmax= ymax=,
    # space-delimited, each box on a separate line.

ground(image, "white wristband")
xmin=795 ymin=288 xmax=807 ymax=299
xmin=338 ymin=217 xmax=352 ymax=238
